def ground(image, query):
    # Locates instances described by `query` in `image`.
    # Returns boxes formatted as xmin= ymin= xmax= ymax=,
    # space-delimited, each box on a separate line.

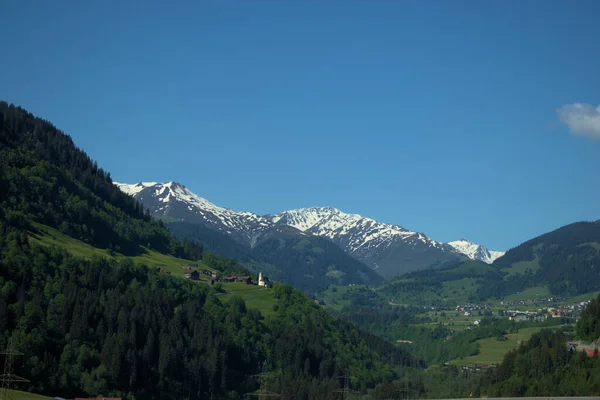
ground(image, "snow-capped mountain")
xmin=269 ymin=206 xmax=452 ymax=258
xmin=447 ymin=239 xmax=504 ymax=264
xmin=115 ymin=181 xmax=504 ymax=280
xmin=115 ymin=181 xmax=271 ymax=246
xmin=268 ymin=208 xmax=504 ymax=266
xmin=268 ymin=207 xmax=501 ymax=278
xmin=114 ymin=181 xmax=384 ymax=291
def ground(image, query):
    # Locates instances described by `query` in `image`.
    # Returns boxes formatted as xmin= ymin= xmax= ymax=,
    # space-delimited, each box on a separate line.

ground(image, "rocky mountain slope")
xmin=116 ymin=182 xmax=504 ymax=279
xmin=269 ymin=207 xmax=504 ymax=278
xmin=115 ymin=181 xmax=383 ymax=292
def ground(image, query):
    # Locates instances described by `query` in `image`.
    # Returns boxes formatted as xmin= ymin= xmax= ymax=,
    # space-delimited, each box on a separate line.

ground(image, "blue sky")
xmin=1 ymin=1 xmax=599 ymax=251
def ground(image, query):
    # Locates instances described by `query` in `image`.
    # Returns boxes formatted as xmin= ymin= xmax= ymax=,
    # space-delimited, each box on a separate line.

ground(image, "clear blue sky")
xmin=2 ymin=1 xmax=599 ymax=251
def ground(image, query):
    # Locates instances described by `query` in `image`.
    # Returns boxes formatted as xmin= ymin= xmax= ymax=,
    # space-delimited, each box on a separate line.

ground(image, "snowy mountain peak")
xmin=269 ymin=206 xmax=364 ymax=233
xmin=447 ymin=239 xmax=504 ymax=264
xmin=115 ymin=181 xmax=505 ymax=277
xmin=114 ymin=182 xmax=271 ymax=245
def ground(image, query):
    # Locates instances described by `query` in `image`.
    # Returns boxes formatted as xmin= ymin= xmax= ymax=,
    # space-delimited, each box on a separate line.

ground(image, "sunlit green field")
xmin=221 ymin=282 xmax=279 ymax=317
xmin=501 ymin=260 xmax=540 ymax=277
xmin=1 ymin=389 xmax=50 ymax=400
xmin=503 ymin=286 xmax=550 ymax=302
xmin=28 ymin=222 xmax=214 ymax=277
xmin=453 ymin=327 xmax=555 ymax=365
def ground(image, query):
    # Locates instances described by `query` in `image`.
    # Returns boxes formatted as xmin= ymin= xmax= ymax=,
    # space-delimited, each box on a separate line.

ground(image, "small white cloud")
xmin=557 ymin=103 xmax=600 ymax=140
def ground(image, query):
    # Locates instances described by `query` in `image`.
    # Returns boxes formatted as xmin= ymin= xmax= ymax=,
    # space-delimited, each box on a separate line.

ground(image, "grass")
xmin=569 ymin=291 xmax=600 ymax=303
xmin=28 ymin=222 xmax=214 ymax=278
xmin=501 ymin=260 xmax=540 ymax=277
xmin=440 ymin=278 xmax=480 ymax=304
xmin=503 ymin=285 xmax=550 ymax=301
xmin=454 ymin=327 xmax=552 ymax=365
xmin=221 ymin=282 xmax=279 ymax=317
xmin=1 ymin=389 xmax=50 ymax=400
xmin=578 ymin=242 xmax=600 ymax=252
xmin=319 ymin=285 xmax=363 ymax=312
xmin=444 ymin=261 xmax=496 ymax=276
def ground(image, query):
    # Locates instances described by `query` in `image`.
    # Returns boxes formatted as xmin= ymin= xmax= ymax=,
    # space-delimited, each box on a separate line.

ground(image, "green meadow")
xmin=221 ymin=282 xmax=279 ymax=317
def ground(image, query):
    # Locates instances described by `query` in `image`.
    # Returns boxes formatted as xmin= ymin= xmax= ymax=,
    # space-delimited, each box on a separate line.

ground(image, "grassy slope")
xmin=501 ymin=259 xmax=540 ymax=277
xmin=453 ymin=327 xmax=557 ymax=365
xmin=221 ymin=282 xmax=279 ymax=318
xmin=503 ymin=285 xmax=550 ymax=301
xmin=28 ymin=223 xmax=213 ymax=277
xmin=29 ymin=223 xmax=278 ymax=317
xmin=2 ymin=389 xmax=50 ymax=400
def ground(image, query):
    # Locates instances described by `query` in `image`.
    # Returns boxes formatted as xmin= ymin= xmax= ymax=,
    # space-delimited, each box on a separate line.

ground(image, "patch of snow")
xmin=114 ymin=182 xmax=157 ymax=197
xmin=447 ymin=239 xmax=505 ymax=264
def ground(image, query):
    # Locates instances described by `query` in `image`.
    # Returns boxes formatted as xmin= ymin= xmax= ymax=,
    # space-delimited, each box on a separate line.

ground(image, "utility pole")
xmin=0 ymin=339 xmax=29 ymax=400
xmin=246 ymin=361 xmax=279 ymax=400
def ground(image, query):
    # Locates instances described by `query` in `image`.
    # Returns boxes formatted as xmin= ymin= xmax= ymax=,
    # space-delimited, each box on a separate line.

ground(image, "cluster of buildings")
xmin=507 ymin=310 xmax=547 ymax=322
xmin=455 ymin=303 xmax=492 ymax=313
xmin=183 ymin=266 xmax=217 ymax=280
xmin=179 ymin=266 xmax=272 ymax=288
xmin=223 ymin=272 xmax=272 ymax=287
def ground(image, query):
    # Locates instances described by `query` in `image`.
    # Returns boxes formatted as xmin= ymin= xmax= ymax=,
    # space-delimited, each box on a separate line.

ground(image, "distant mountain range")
xmin=116 ymin=181 xmax=504 ymax=281
xmin=268 ymin=207 xmax=504 ymax=278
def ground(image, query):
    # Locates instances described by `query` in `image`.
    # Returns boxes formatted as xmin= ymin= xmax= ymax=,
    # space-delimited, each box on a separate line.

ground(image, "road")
xmin=435 ymin=398 xmax=600 ymax=400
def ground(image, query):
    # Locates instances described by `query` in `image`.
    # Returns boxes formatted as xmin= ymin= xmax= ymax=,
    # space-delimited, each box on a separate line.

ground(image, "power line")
xmin=0 ymin=338 xmax=30 ymax=400
xmin=333 ymin=368 xmax=358 ymax=400
xmin=246 ymin=361 xmax=280 ymax=400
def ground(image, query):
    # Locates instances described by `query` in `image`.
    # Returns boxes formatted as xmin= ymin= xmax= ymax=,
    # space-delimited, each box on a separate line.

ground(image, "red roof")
xmin=587 ymin=349 xmax=597 ymax=357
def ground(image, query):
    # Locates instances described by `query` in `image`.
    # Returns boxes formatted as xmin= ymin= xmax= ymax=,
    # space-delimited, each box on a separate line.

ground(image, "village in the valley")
xmin=415 ymin=296 xmax=598 ymax=372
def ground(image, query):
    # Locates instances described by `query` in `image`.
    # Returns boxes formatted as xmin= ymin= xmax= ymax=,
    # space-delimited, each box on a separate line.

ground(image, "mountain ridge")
xmin=115 ymin=181 xmax=504 ymax=279
xmin=115 ymin=181 xmax=383 ymax=292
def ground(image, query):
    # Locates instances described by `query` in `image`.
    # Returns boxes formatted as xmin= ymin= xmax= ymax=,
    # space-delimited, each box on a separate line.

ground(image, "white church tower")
xmin=258 ymin=272 xmax=265 ymax=287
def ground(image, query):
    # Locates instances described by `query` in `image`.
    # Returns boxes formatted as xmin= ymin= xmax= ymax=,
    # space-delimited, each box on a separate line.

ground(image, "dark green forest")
xmin=0 ymin=228 xmax=421 ymax=399
xmin=0 ymin=102 xmax=202 ymax=260
xmin=477 ymin=328 xmax=600 ymax=396
xmin=482 ymin=221 xmax=600 ymax=298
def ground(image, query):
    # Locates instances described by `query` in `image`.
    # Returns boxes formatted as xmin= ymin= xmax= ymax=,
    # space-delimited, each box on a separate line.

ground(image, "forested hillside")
xmin=478 ymin=221 xmax=600 ymax=298
xmin=0 ymin=102 xmax=201 ymax=260
xmin=0 ymin=102 xmax=422 ymax=399
xmin=0 ymin=229 xmax=422 ymax=399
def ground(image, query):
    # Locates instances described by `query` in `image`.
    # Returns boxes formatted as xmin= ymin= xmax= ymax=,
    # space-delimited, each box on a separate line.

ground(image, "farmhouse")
xmin=184 ymin=270 xmax=200 ymax=280
xmin=236 ymin=276 xmax=253 ymax=284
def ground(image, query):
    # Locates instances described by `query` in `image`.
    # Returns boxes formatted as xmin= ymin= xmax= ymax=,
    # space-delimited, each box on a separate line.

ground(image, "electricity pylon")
xmin=334 ymin=368 xmax=358 ymax=400
xmin=0 ymin=339 xmax=29 ymax=400
xmin=246 ymin=361 xmax=279 ymax=400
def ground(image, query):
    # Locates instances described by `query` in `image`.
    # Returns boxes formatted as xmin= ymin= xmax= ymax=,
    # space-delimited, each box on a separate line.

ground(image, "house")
xmin=510 ymin=314 xmax=528 ymax=322
xmin=184 ymin=270 xmax=200 ymax=280
xmin=258 ymin=272 xmax=272 ymax=288
xmin=586 ymin=349 xmax=598 ymax=357
xmin=224 ymin=276 xmax=238 ymax=282
xmin=236 ymin=276 xmax=252 ymax=284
